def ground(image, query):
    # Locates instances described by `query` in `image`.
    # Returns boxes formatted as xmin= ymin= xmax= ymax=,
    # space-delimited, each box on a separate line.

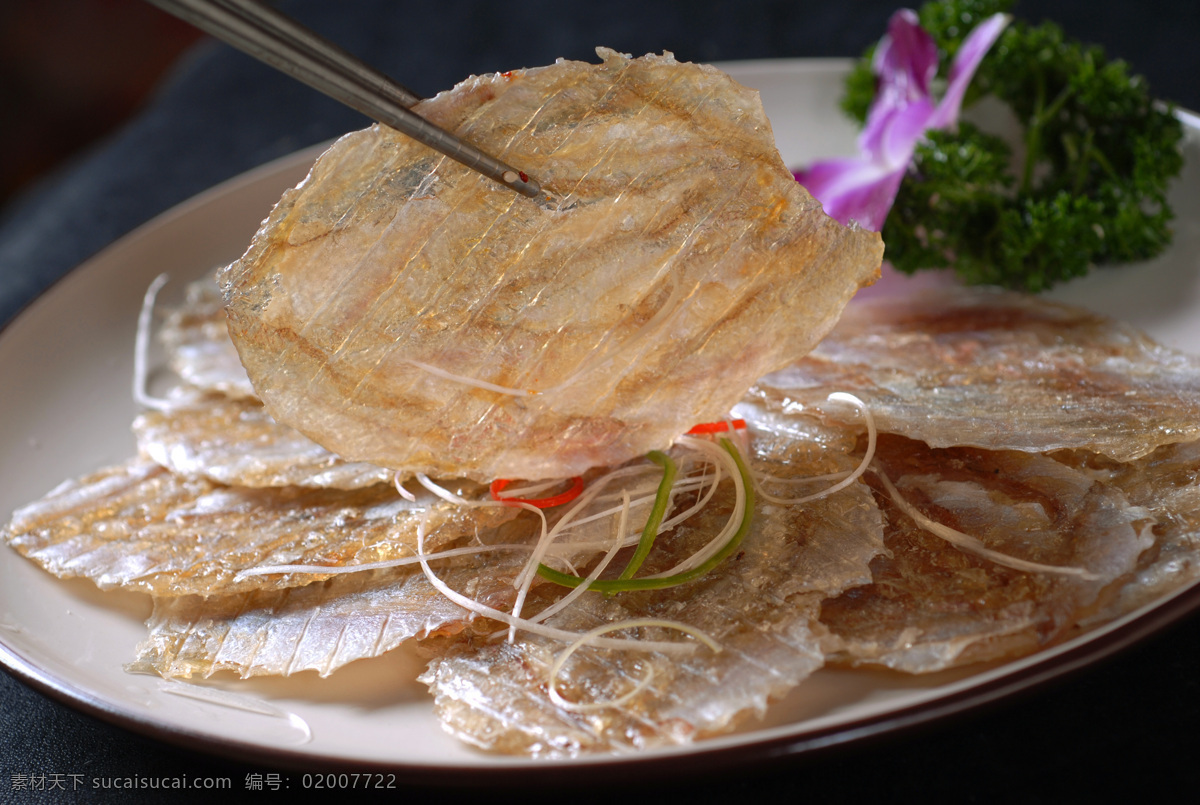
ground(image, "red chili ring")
xmin=685 ymin=418 xmax=747 ymax=435
xmin=490 ymin=476 xmax=585 ymax=508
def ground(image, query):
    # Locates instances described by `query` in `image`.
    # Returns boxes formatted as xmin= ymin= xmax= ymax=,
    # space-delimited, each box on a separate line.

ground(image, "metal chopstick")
xmin=205 ymin=0 xmax=424 ymax=110
xmin=144 ymin=0 xmax=543 ymax=199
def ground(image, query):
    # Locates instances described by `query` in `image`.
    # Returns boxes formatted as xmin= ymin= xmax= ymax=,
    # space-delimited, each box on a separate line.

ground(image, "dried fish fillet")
xmin=4 ymin=458 xmax=515 ymax=596
xmin=130 ymin=549 xmax=529 ymax=679
xmin=820 ymin=436 xmax=1153 ymax=673
xmin=222 ymin=48 xmax=881 ymax=481
xmin=160 ymin=274 xmax=255 ymax=400
xmin=759 ymin=287 xmax=1200 ymax=462
xmin=145 ymin=276 xmax=393 ymax=488
xmin=423 ymin=431 xmax=884 ymax=756
xmin=134 ymin=395 xmax=392 ymax=489
xmin=1063 ymin=440 xmax=1200 ymax=622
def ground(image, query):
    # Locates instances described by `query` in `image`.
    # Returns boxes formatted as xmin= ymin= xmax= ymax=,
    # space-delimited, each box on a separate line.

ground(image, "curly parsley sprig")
xmin=842 ymin=0 xmax=1184 ymax=292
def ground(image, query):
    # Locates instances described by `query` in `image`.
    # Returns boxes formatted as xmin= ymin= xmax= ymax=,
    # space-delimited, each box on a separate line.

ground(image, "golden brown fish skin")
xmin=4 ymin=458 xmax=516 ymax=596
xmin=819 ymin=435 xmax=1153 ymax=673
xmin=759 ymin=287 xmax=1200 ymax=462
xmin=423 ymin=429 xmax=885 ymax=757
xmin=133 ymin=394 xmax=393 ymax=489
xmin=222 ymin=49 xmax=881 ymax=482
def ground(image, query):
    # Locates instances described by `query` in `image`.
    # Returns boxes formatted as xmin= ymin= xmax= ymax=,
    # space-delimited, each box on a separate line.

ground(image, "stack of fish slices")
xmin=8 ymin=275 xmax=1200 ymax=757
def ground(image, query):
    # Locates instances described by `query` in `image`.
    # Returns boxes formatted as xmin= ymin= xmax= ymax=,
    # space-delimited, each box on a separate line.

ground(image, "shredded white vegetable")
xmin=415 ymin=473 xmax=477 ymax=506
xmin=411 ymin=516 xmax=701 ymax=654
xmin=507 ymin=465 xmax=651 ymax=639
xmin=393 ymin=471 xmax=417 ymax=502
xmin=494 ymin=477 xmax=572 ymax=499
xmin=412 ymin=472 xmax=554 ymax=643
xmin=234 ymin=542 xmax=540 ymax=580
xmin=547 ymin=618 xmax=721 ymax=712
xmin=660 ymin=461 xmax=721 ymax=531
xmin=873 ymin=467 xmax=1100 ymax=580
xmin=415 ymin=472 xmax=549 ymax=539
xmin=524 ymin=491 xmax=631 ymax=626
xmin=533 ymin=458 xmax=717 ymax=559
xmin=754 ymin=392 xmax=877 ymax=505
xmin=640 ymin=435 xmax=745 ymax=578
xmin=557 ymin=469 xmax=686 ymax=532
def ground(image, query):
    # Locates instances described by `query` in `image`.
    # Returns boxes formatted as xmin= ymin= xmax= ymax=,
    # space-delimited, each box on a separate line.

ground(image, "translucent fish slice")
xmin=4 ymin=458 xmax=516 ymax=596
xmin=159 ymin=273 xmax=255 ymax=400
xmin=134 ymin=394 xmax=393 ymax=489
xmin=143 ymin=273 xmax=394 ymax=489
xmin=422 ymin=434 xmax=884 ymax=757
xmin=129 ymin=547 xmax=530 ymax=679
xmin=222 ymin=48 xmax=882 ymax=482
xmin=758 ymin=287 xmax=1200 ymax=462
xmin=1062 ymin=439 xmax=1200 ymax=622
xmin=819 ymin=435 xmax=1154 ymax=673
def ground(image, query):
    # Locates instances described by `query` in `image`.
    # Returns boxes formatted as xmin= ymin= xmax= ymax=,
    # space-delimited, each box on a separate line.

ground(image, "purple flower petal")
xmin=873 ymin=9 xmax=939 ymax=107
xmin=929 ymin=13 xmax=1010 ymax=128
xmin=862 ymin=97 xmax=937 ymax=169
xmin=795 ymin=159 xmax=905 ymax=231
xmin=794 ymin=9 xmax=1008 ymax=232
xmin=801 ymin=98 xmax=935 ymax=231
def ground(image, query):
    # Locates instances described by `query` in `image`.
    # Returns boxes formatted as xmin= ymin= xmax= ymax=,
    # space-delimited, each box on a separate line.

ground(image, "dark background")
xmin=2 ymin=0 xmax=1199 ymax=801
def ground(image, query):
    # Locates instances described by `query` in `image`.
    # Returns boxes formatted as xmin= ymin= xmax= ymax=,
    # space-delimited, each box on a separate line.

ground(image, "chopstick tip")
xmin=502 ymin=170 xmax=543 ymax=199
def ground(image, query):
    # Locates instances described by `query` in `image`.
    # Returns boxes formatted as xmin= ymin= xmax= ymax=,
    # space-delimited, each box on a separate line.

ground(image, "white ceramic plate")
xmin=2 ymin=60 xmax=1199 ymax=777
